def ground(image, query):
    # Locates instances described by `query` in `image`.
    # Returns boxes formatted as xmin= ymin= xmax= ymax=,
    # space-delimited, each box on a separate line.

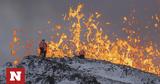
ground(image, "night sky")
xmin=0 ymin=0 xmax=159 ymax=65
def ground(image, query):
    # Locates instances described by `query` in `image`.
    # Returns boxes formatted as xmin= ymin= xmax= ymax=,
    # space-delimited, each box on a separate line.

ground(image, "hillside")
xmin=0 ymin=55 xmax=160 ymax=84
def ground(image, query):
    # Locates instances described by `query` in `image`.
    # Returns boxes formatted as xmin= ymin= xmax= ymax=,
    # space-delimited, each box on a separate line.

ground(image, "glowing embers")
xmin=46 ymin=4 xmax=160 ymax=76
xmin=10 ymin=4 xmax=160 ymax=76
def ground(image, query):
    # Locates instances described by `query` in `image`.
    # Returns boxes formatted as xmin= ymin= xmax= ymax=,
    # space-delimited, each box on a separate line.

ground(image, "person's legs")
xmin=44 ymin=51 xmax=46 ymax=58
xmin=40 ymin=48 xmax=43 ymax=56
xmin=40 ymin=48 xmax=45 ymax=59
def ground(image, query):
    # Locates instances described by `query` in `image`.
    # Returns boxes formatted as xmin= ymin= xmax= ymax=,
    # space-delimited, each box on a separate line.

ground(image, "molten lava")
xmin=10 ymin=4 xmax=160 ymax=76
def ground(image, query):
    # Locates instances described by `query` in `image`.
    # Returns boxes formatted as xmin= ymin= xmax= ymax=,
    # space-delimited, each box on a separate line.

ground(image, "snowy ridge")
xmin=0 ymin=55 xmax=160 ymax=84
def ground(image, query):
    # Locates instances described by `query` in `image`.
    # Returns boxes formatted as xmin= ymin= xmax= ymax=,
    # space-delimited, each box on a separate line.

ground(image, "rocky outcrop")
xmin=0 ymin=55 xmax=160 ymax=84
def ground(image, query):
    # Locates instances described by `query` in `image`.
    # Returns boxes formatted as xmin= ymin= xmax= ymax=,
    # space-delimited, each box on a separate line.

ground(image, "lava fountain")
xmin=10 ymin=4 xmax=160 ymax=76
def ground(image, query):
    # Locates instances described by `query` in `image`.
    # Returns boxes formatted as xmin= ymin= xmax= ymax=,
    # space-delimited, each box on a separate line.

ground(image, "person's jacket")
xmin=39 ymin=41 xmax=47 ymax=51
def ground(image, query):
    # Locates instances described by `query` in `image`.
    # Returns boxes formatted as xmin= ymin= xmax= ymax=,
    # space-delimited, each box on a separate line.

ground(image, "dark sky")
xmin=0 ymin=0 xmax=159 ymax=65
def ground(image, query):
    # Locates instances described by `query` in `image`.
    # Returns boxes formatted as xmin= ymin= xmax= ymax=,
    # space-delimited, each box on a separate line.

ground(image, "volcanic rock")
xmin=0 ymin=55 xmax=160 ymax=84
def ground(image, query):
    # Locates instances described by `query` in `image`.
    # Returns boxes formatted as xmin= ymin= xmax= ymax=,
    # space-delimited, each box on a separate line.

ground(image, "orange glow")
xmin=13 ymin=59 xmax=18 ymax=65
xmin=10 ymin=30 xmax=21 ymax=65
xmin=10 ymin=30 xmax=19 ymax=56
xmin=11 ymin=4 xmax=160 ymax=76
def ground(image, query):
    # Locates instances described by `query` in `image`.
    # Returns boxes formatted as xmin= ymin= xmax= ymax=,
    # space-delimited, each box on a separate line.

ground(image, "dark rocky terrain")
xmin=0 ymin=55 xmax=160 ymax=84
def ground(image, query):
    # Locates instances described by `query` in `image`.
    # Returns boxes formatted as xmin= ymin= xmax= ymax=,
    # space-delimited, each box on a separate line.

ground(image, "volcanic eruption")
xmin=8 ymin=3 xmax=160 ymax=77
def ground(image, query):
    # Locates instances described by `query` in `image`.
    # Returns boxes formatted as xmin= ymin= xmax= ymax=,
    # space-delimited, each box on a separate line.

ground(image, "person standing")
xmin=39 ymin=39 xmax=47 ymax=59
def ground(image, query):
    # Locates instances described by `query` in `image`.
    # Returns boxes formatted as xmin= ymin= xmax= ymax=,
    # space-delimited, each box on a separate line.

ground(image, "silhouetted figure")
xmin=39 ymin=39 xmax=47 ymax=59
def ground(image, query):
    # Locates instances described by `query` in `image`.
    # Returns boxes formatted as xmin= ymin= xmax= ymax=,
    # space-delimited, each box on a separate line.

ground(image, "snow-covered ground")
xmin=0 ymin=55 xmax=160 ymax=84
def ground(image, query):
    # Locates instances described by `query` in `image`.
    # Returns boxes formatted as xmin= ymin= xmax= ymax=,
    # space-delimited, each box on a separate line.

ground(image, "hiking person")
xmin=39 ymin=39 xmax=47 ymax=59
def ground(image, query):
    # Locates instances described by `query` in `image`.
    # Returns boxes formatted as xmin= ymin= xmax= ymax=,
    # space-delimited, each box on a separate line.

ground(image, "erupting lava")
xmin=10 ymin=4 xmax=160 ymax=76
